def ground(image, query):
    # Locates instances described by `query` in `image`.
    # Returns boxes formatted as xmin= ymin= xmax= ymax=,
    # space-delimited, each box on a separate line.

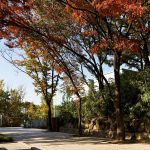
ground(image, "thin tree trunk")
xmin=75 ymin=92 xmax=82 ymax=135
xmin=113 ymin=52 xmax=125 ymax=141
xmin=47 ymin=104 xmax=53 ymax=131
xmin=78 ymin=96 xmax=82 ymax=135
xmin=143 ymin=43 xmax=150 ymax=68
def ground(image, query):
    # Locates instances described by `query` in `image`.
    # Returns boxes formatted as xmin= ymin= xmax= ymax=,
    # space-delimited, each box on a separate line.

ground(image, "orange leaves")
xmin=7 ymin=26 xmax=20 ymax=37
xmin=7 ymin=26 xmax=16 ymax=33
xmin=89 ymin=36 xmax=140 ymax=54
xmin=0 ymin=0 xmax=34 ymax=48
xmin=54 ymin=65 xmax=66 ymax=74
xmin=26 ymin=50 xmax=38 ymax=59
xmin=25 ymin=0 xmax=35 ymax=7
xmin=65 ymin=1 xmax=144 ymax=54
xmin=95 ymin=0 xmax=126 ymax=17
xmin=94 ymin=0 xmax=147 ymax=18
xmin=0 ymin=1 xmax=6 ymax=9
xmin=72 ymin=11 xmax=82 ymax=22
xmin=82 ymin=28 xmax=97 ymax=36
xmin=66 ymin=0 xmax=95 ymax=25
xmin=0 ymin=25 xmax=20 ymax=44
xmin=112 ymin=37 xmax=140 ymax=53
xmin=89 ymin=39 xmax=108 ymax=54
xmin=68 ymin=0 xmax=147 ymax=21
xmin=125 ymin=2 xmax=147 ymax=17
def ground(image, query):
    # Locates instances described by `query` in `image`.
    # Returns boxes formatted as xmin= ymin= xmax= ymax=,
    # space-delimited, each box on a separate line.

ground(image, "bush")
xmin=0 ymin=134 xmax=13 ymax=143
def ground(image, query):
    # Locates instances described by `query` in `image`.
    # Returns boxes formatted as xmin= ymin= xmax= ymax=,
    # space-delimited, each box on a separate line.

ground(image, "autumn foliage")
xmin=65 ymin=0 xmax=149 ymax=55
xmin=0 ymin=0 xmax=149 ymax=139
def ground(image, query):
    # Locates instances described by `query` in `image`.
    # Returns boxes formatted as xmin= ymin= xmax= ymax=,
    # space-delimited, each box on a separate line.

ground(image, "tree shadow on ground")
xmin=1 ymin=128 xmax=149 ymax=146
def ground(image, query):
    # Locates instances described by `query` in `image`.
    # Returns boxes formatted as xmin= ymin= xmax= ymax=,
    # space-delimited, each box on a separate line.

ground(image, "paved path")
xmin=0 ymin=127 xmax=149 ymax=150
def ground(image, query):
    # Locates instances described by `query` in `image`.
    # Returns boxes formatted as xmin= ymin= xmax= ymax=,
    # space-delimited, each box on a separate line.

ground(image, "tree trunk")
xmin=78 ymin=97 xmax=82 ymax=135
xmin=47 ymin=104 xmax=53 ymax=131
xmin=76 ymin=93 xmax=82 ymax=135
xmin=143 ymin=43 xmax=150 ymax=68
xmin=113 ymin=52 xmax=125 ymax=141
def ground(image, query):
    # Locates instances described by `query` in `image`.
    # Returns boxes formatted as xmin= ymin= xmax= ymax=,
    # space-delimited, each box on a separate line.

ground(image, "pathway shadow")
xmin=2 ymin=128 xmax=148 ymax=146
xmin=0 ymin=148 xmax=8 ymax=150
xmin=5 ymin=130 xmax=113 ymax=146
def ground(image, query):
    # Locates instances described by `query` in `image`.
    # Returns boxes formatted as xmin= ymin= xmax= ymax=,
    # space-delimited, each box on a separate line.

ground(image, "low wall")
xmin=60 ymin=127 xmax=78 ymax=134
xmin=32 ymin=119 xmax=47 ymax=129
xmin=60 ymin=127 xmax=150 ymax=140
xmin=31 ymin=118 xmax=59 ymax=131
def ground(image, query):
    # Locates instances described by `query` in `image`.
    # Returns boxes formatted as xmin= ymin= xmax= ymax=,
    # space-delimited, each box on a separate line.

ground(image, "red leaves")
xmin=82 ymin=28 xmax=97 ymax=36
xmin=125 ymin=2 xmax=146 ymax=17
xmin=89 ymin=37 xmax=140 ymax=54
xmin=66 ymin=0 xmax=146 ymax=55
xmin=7 ymin=26 xmax=19 ymax=34
xmin=0 ymin=1 xmax=6 ymax=9
xmin=68 ymin=0 xmax=147 ymax=23
xmin=54 ymin=65 xmax=66 ymax=74
xmin=89 ymin=39 xmax=108 ymax=54
xmin=112 ymin=37 xmax=140 ymax=53
xmin=95 ymin=0 xmax=147 ymax=18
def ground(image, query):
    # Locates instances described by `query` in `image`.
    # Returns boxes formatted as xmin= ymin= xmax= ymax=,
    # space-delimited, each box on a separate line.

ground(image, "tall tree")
xmin=0 ymin=0 xmax=85 ymax=134
xmin=0 ymin=80 xmax=25 ymax=126
xmin=61 ymin=0 xmax=149 ymax=140
xmin=14 ymin=47 xmax=60 ymax=131
xmin=0 ymin=0 xmax=149 ymax=139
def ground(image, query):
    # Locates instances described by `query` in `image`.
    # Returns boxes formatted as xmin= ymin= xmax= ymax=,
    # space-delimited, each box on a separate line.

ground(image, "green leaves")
xmin=0 ymin=80 xmax=25 ymax=126
xmin=121 ymin=68 xmax=150 ymax=123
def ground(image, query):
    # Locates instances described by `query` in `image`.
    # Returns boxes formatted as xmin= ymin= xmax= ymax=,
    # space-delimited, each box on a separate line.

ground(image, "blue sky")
xmin=0 ymin=53 xmax=64 ymax=105
xmin=0 ymin=55 xmax=42 ymax=104
xmin=0 ymin=40 xmax=113 ymax=105
xmin=0 ymin=40 xmax=63 ymax=105
xmin=0 ymin=40 xmax=41 ymax=104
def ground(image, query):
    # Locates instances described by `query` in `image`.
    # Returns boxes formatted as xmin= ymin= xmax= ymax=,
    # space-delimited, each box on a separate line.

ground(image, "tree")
xmin=120 ymin=68 xmax=150 ymax=139
xmin=0 ymin=0 xmax=85 ymax=134
xmin=14 ymin=47 xmax=59 ymax=131
xmin=9 ymin=88 xmax=24 ymax=126
xmin=61 ymin=68 xmax=84 ymax=134
xmin=82 ymin=80 xmax=100 ymax=121
xmin=0 ymin=0 xmax=149 ymax=139
xmin=60 ymin=0 xmax=149 ymax=140
xmin=0 ymin=81 xmax=10 ymax=126
xmin=0 ymin=80 xmax=25 ymax=126
xmin=59 ymin=99 xmax=78 ymax=128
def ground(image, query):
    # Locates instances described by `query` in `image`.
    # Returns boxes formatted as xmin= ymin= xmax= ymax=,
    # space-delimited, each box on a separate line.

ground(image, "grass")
xmin=0 ymin=134 xmax=13 ymax=143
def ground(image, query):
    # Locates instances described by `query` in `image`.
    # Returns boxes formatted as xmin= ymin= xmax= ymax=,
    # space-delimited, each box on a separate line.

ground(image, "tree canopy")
xmin=0 ymin=0 xmax=149 ymax=140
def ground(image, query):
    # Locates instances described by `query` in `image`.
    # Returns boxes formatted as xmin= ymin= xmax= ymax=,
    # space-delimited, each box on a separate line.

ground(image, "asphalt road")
xmin=0 ymin=127 xmax=149 ymax=150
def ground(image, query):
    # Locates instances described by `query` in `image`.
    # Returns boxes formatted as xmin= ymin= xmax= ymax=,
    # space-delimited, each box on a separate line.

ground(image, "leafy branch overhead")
xmin=0 ymin=0 xmax=149 ymax=139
